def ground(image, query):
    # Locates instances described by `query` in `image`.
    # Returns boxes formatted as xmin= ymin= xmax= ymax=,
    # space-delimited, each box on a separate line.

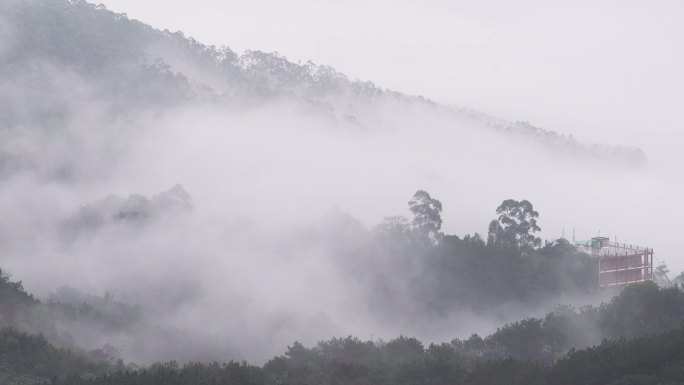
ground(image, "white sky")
xmin=97 ymin=0 xmax=684 ymax=149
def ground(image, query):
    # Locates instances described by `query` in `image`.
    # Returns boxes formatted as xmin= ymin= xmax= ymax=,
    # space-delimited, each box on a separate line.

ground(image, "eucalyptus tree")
xmin=408 ymin=190 xmax=443 ymax=242
xmin=488 ymin=199 xmax=541 ymax=251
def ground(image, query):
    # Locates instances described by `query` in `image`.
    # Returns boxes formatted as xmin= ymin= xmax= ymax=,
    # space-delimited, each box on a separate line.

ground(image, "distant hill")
xmin=0 ymin=0 xmax=645 ymax=165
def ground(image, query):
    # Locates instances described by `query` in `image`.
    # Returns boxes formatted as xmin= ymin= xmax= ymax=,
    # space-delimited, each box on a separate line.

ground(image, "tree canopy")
xmin=408 ymin=190 xmax=443 ymax=241
xmin=488 ymin=199 xmax=542 ymax=251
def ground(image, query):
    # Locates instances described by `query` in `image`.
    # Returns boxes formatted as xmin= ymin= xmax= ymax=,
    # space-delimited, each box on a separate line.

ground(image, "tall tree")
xmin=408 ymin=190 xmax=443 ymax=241
xmin=489 ymin=199 xmax=541 ymax=251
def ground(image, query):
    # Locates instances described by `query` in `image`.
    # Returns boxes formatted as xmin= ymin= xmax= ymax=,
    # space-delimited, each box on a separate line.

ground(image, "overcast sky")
xmin=98 ymin=0 xmax=683 ymax=151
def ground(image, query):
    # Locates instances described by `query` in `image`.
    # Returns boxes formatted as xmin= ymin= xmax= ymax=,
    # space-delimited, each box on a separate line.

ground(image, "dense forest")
xmin=1 ymin=190 xmax=680 ymax=378
xmin=1 ymin=198 xmax=682 ymax=384
xmin=3 ymin=275 xmax=684 ymax=384
xmin=349 ymin=192 xmax=599 ymax=317
xmin=48 ymin=326 xmax=684 ymax=385
xmin=0 ymin=190 xmax=605 ymax=354
xmin=0 ymin=190 xmax=684 ymax=384
xmin=0 ymin=267 xmax=136 ymax=364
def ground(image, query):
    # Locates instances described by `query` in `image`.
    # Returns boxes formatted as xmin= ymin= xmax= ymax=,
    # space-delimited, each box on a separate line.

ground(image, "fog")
xmin=98 ymin=0 xmax=684 ymax=146
xmin=0 ymin=0 xmax=682 ymax=365
xmin=0 ymin=97 xmax=673 ymax=362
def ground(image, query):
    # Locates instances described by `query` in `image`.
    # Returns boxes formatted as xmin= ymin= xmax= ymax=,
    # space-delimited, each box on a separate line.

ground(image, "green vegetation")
xmin=0 ymin=269 xmax=40 ymax=326
xmin=48 ymin=319 xmax=684 ymax=385
xmin=363 ymin=193 xmax=597 ymax=316
xmin=460 ymin=282 xmax=684 ymax=363
xmin=0 ymin=270 xmax=131 ymax=376
xmin=3 ymin=270 xmax=684 ymax=384
xmin=3 ymin=189 xmax=681 ymax=384
xmin=2 ymin=191 xmax=665 ymax=383
xmin=0 ymin=328 xmax=113 ymax=379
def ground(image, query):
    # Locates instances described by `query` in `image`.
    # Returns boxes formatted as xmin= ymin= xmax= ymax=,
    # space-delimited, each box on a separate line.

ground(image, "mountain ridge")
xmin=0 ymin=0 xmax=645 ymax=165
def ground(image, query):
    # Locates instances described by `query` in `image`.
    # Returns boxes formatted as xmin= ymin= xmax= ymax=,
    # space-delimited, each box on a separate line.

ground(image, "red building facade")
xmin=577 ymin=237 xmax=653 ymax=288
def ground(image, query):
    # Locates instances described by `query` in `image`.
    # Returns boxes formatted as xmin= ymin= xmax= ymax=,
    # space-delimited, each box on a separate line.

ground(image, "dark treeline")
xmin=4 ymin=277 xmax=684 ymax=384
xmin=2 ymin=191 xmax=600 ymax=352
xmin=49 ymin=325 xmax=684 ymax=385
xmin=3 ymin=190 xmax=678 ymax=376
xmin=342 ymin=191 xmax=597 ymax=320
xmin=0 ymin=268 xmax=135 ymax=365
xmin=44 ymin=284 xmax=684 ymax=385
xmin=0 ymin=189 xmax=608 ymax=373
xmin=0 ymin=328 xmax=114 ymax=379
xmin=460 ymin=282 xmax=684 ymax=363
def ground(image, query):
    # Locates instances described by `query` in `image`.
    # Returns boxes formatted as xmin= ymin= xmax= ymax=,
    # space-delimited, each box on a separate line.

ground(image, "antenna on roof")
xmin=572 ymin=228 xmax=575 ymax=244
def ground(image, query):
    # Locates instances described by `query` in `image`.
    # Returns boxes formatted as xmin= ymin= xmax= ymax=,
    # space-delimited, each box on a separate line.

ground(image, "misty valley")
xmin=1 ymin=1 xmax=683 ymax=385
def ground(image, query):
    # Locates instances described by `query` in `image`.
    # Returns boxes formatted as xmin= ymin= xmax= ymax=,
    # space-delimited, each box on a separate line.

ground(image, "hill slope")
xmin=3 ymin=265 xmax=684 ymax=385
xmin=0 ymin=0 xmax=645 ymax=167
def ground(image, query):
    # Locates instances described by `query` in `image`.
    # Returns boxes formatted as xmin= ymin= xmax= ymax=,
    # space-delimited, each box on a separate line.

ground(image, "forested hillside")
xmin=51 ymin=327 xmax=684 ymax=385
xmin=1 ymin=189 xmax=604 ymax=358
xmin=0 ymin=269 xmax=136 ymax=364
xmin=2 ymin=272 xmax=682 ymax=385
xmin=4 ymin=183 xmax=678 ymax=364
xmin=0 ymin=328 xmax=114 ymax=379
xmin=0 ymin=0 xmax=644 ymax=167
xmin=0 ymin=274 xmax=119 ymax=379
